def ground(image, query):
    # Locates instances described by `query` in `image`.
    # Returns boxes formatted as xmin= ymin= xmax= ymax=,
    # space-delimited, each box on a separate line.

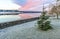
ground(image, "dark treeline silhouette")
xmin=0 ymin=10 xmax=42 ymax=15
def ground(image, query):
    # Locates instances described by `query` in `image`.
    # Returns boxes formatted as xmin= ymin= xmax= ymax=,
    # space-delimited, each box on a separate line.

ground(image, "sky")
xmin=0 ymin=0 xmax=55 ymax=10
xmin=0 ymin=0 xmax=21 ymax=10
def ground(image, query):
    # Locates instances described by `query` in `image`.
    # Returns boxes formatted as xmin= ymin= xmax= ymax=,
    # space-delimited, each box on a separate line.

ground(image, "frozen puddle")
xmin=0 ymin=15 xmax=21 ymax=23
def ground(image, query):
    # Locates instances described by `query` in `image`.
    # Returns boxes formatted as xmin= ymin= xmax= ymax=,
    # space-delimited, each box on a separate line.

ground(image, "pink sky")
xmin=19 ymin=0 xmax=43 ymax=10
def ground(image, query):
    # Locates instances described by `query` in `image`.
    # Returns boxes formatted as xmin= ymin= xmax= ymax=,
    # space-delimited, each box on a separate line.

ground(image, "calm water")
xmin=0 ymin=15 xmax=21 ymax=23
xmin=0 ymin=13 xmax=41 ymax=23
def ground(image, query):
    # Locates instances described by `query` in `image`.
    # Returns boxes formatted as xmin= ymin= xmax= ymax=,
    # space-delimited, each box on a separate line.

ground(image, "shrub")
xmin=37 ymin=12 xmax=52 ymax=31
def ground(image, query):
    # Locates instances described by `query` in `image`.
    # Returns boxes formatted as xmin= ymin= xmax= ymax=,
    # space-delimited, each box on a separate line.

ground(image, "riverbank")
xmin=0 ymin=18 xmax=60 ymax=39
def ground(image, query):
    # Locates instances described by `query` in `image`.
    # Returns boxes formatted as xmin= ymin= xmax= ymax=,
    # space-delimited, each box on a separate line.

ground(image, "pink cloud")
xmin=20 ymin=0 xmax=43 ymax=10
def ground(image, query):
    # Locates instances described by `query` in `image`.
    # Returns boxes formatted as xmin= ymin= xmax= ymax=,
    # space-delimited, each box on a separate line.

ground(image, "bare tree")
xmin=56 ymin=0 xmax=60 ymax=19
xmin=49 ymin=0 xmax=60 ymax=19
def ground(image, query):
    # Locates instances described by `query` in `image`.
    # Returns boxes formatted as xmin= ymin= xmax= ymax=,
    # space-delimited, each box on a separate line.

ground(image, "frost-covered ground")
xmin=0 ymin=17 xmax=60 ymax=39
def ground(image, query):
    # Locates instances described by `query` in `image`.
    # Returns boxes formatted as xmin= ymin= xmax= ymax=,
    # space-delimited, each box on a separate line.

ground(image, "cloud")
xmin=19 ymin=0 xmax=55 ymax=11
xmin=0 ymin=0 xmax=21 ymax=10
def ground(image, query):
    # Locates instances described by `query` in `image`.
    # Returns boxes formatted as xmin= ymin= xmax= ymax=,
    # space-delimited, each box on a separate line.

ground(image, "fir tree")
xmin=37 ymin=4 xmax=52 ymax=31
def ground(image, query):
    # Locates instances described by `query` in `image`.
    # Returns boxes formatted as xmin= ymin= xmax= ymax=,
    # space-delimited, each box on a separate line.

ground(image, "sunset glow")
xmin=0 ymin=0 xmax=55 ymax=10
